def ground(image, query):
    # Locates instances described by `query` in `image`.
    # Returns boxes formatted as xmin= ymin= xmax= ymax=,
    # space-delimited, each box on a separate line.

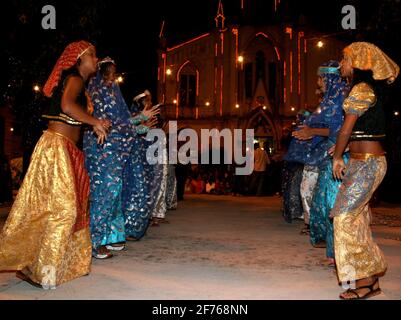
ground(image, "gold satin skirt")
xmin=331 ymin=154 xmax=387 ymax=283
xmin=0 ymin=130 xmax=91 ymax=287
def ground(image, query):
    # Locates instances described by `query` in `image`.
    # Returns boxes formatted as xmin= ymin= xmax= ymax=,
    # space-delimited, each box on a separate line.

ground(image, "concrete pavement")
xmin=0 ymin=195 xmax=400 ymax=300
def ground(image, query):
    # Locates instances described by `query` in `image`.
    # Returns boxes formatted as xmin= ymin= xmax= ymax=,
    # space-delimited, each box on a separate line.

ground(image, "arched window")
xmin=268 ymin=62 xmax=277 ymax=102
xmin=255 ymin=50 xmax=266 ymax=81
xmin=244 ymin=63 xmax=253 ymax=99
xmin=178 ymin=62 xmax=198 ymax=108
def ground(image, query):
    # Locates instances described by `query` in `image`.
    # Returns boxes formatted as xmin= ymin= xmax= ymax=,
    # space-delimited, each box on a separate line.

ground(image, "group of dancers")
xmin=0 ymin=41 xmax=176 ymax=287
xmin=283 ymin=42 xmax=399 ymax=299
xmin=0 ymin=39 xmax=399 ymax=300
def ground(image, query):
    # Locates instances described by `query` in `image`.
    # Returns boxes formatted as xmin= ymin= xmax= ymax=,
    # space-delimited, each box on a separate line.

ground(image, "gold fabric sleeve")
xmin=343 ymin=82 xmax=376 ymax=116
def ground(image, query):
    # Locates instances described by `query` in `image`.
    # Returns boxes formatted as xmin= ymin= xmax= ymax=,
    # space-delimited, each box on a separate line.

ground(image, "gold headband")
xmin=77 ymin=45 xmax=94 ymax=59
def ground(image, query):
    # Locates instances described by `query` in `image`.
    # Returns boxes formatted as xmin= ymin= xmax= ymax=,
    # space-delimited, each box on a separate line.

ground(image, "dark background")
xmin=2 ymin=0 xmax=400 ymax=102
xmin=1 ymin=0 xmax=401 ymax=202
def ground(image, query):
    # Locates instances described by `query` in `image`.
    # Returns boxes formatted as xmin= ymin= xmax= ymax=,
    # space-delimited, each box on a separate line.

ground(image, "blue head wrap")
xmin=87 ymin=59 xmax=131 ymax=127
xmin=284 ymin=61 xmax=349 ymax=165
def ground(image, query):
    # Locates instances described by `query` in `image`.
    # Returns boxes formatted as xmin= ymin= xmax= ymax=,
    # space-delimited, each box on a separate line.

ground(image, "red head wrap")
xmin=43 ymin=40 xmax=94 ymax=97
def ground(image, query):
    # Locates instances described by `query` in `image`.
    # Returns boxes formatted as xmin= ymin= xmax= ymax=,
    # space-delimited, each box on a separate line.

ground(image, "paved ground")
xmin=1 ymin=195 xmax=401 ymax=300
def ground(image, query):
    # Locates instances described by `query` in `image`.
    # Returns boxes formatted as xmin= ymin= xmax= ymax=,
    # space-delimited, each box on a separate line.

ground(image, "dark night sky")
xmin=1 ymin=0 xmax=400 ymax=103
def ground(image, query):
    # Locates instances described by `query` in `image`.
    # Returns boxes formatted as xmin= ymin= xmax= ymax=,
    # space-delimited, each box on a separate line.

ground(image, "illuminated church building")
xmin=157 ymin=0 xmax=345 ymax=154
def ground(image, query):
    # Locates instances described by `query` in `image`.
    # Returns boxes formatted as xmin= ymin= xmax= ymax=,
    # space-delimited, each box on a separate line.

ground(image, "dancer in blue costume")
xmin=151 ymin=124 xmax=169 ymax=224
xmin=282 ymin=110 xmax=311 ymax=223
xmin=293 ymin=61 xmax=349 ymax=264
xmin=123 ymin=90 xmax=160 ymax=238
xmin=84 ymin=59 xmax=158 ymax=257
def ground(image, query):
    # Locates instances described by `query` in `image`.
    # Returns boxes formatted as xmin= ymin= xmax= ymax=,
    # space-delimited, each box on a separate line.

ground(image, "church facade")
xmin=157 ymin=0 xmax=345 ymax=155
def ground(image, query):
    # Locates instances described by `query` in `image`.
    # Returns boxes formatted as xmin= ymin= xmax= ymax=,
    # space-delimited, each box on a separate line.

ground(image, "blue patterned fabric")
xmin=307 ymin=61 xmax=350 ymax=258
xmin=122 ymin=135 xmax=153 ymax=239
xmin=84 ymin=71 xmax=135 ymax=252
xmin=304 ymin=61 xmax=349 ymax=167
xmin=283 ymin=110 xmax=312 ymax=164
xmin=121 ymin=102 xmax=154 ymax=239
xmin=282 ymin=161 xmax=304 ymax=222
xmin=309 ymin=154 xmax=349 ymax=258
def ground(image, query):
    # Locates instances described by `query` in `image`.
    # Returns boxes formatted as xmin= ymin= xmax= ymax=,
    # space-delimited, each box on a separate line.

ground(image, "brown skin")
xmin=332 ymin=55 xmax=384 ymax=180
xmin=48 ymin=46 xmax=111 ymax=144
xmin=138 ymin=92 xmax=161 ymax=128
xmin=103 ymin=64 xmax=117 ymax=84
xmin=334 ymin=54 xmax=384 ymax=300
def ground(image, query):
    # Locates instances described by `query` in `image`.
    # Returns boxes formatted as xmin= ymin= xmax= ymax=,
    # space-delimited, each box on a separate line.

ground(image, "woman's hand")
xmin=144 ymin=117 xmax=158 ymax=129
xmin=93 ymin=119 xmax=111 ymax=144
xmin=292 ymin=125 xmax=313 ymax=140
xmin=332 ymin=157 xmax=346 ymax=180
xmin=328 ymin=145 xmax=336 ymax=156
xmin=142 ymin=105 xmax=160 ymax=119
xmin=329 ymin=144 xmax=349 ymax=157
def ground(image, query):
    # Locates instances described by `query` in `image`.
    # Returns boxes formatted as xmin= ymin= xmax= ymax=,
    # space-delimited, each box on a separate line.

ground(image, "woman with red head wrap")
xmin=0 ymin=41 xmax=111 ymax=288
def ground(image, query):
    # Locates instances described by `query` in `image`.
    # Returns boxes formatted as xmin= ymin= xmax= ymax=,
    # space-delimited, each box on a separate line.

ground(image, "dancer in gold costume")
xmin=331 ymin=42 xmax=399 ymax=299
xmin=0 ymin=41 xmax=110 ymax=288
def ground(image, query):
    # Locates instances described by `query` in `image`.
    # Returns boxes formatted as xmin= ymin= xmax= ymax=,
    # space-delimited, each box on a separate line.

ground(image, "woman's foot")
xmin=126 ymin=236 xmax=140 ymax=241
xmin=300 ymin=225 xmax=310 ymax=235
xmin=320 ymin=257 xmax=336 ymax=268
xmin=312 ymin=241 xmax=326 ymax=248
xmin=327 ymin=258 xmax=336 ymax=268
xmin=16 ymin=271 xmax=43 ymax=288
xmin=339 ymin=277 xmax=381 ymax=300
xmin=105 ymin=242 xmax=126 ymax=251
xmin=93 ymin=246 xmax=113 ymax=259
xmin=158 ymin=218 xmax=170 ymax=224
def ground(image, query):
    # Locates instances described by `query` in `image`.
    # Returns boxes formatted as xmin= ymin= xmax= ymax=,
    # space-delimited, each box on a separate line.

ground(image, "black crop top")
xmin=343 ymin=82 xmax=386 ymax=141
xmin=42 ymin=69 xmax=88 ymax=126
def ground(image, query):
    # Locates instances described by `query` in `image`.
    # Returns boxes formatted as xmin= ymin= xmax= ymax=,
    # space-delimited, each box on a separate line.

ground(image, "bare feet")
xmin=126 ymin=236 xmax=139 ymax=241
xmin=312 ymin=241 xmax=326 ymax=248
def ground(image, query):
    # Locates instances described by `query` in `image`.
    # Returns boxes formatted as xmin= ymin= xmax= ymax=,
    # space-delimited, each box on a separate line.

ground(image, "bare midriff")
xmin=47 ymin=121 xmax=81 ymax=144
xmin=349 ymin=140 xmax=385 ymax=155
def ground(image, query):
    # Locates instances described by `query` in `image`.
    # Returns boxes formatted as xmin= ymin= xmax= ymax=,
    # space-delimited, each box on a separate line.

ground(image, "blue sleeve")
xmin=328 ymin=105 xmax=344 ymax=141
xmin=135 ymin=124 xmax=150 ymax=135
xmin=89 ymin=87 xmax=107 ymax=119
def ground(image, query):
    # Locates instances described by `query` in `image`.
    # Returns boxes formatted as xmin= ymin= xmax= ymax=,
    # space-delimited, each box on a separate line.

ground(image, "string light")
xmin=291 ymin=107 xmax=295 ymax=112
xmin=166 ymin=69 xmax=172 ymax=76
xmin=205 ymin=101 xmax=210 ymax=106
xmin=235 ymin=104 xmax=240 ymax=109
xmin=237 ymin=55 xmax=244 ymax=63
xmin=173 ymin=99 xmax=177 ymax=104
xmin=317 ymin=41 xmax=324 ymax=48
xmin=116 ymin=76 xmax=123 ymax=83
xmin=33 ymin=85 xmax=40 ymax=92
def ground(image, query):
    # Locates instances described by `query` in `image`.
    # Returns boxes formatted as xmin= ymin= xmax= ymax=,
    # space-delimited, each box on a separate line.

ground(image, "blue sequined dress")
xmin=84 ymin=73 xmax=135 ymax=253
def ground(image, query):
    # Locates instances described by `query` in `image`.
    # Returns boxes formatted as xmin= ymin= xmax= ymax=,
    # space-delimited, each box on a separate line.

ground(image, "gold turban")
xmin=343 ymin=42 xmax=399 ymax=84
